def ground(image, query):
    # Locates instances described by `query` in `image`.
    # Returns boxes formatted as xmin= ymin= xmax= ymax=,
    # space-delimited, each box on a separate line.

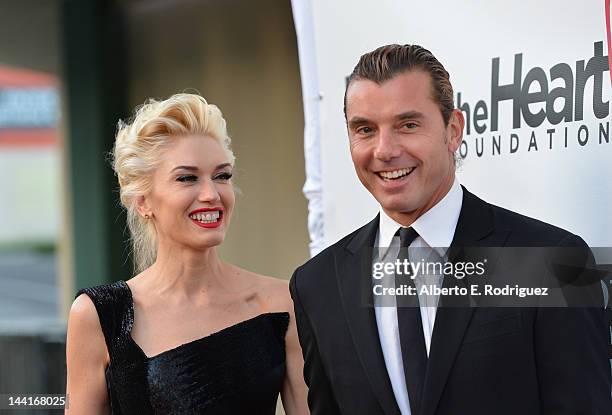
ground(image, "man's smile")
xmin=375 ymin=166 xmax=417 ymax=181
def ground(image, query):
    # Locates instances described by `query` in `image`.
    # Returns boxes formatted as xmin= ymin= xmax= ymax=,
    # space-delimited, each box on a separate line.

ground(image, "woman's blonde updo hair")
xmin=112 ymin=93 xmax=235 ymax=273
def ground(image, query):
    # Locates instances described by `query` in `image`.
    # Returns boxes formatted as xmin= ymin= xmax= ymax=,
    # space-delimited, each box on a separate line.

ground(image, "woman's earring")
xmin=144 ymin=214 xmax=150 ymax=219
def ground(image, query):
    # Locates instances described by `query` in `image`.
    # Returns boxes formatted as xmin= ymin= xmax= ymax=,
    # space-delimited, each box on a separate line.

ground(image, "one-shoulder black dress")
xmin=77 ymin=280 xmax=289 ymax=414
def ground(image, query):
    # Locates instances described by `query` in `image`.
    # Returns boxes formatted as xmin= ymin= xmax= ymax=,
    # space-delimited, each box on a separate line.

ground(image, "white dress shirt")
xmin=373 ymin=178 xmax=463 ymax=415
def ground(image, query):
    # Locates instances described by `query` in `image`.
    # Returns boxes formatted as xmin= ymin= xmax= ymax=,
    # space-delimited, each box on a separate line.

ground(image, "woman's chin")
xmin=192 ymin=234 xmax=225 ymax=250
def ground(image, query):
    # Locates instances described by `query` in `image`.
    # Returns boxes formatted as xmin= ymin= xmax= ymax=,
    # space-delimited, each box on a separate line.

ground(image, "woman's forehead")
xmin=160 ymin=135 xmax=231 ymax=168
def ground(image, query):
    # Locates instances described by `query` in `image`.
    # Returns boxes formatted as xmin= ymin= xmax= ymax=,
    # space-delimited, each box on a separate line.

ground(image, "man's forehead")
xmin=347 ymin=70 xmax=432 ymax=97
xmin=345 ymin=71 xmax=435 ymax=119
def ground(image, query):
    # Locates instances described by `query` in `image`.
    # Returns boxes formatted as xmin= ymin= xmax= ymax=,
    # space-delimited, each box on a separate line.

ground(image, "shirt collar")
xmin=377 ymin=178 xmax=463 ymax=256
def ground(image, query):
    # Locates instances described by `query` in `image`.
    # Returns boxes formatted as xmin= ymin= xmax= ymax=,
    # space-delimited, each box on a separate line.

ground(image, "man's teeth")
xmin=378 ymin=167 xmax=415 ymax=180
xmin=189 ymin=211 xmax=221 ymax=223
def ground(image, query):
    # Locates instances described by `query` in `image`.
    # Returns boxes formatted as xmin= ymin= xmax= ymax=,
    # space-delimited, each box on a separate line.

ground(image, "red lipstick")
xmin=189 ymin=207 xmax=224 ymax=229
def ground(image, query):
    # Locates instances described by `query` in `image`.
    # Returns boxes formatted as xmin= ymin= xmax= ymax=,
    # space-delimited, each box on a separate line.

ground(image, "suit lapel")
xmin=421 ymin=188 xmax=510 ymax=415
xmin=335 ymin=215 xmax=402 ymax=415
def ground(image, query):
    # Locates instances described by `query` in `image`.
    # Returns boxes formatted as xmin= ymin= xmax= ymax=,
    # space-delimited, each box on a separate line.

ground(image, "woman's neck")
xmin=144 ymin=242 xmax=233 ymax=300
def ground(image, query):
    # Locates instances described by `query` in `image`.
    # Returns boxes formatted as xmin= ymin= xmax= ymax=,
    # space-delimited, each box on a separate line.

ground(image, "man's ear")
xmin=446 ymin=109 xmax=465 ymax=153
xmin=135 ymin=195 xmax=152 ymax=219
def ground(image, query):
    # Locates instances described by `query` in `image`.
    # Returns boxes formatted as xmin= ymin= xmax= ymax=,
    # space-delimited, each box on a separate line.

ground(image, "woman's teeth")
xmin=378 ymin=167 xmax=415 ymax=180
xmin=189 ymin=211 xmax=221 ymax=223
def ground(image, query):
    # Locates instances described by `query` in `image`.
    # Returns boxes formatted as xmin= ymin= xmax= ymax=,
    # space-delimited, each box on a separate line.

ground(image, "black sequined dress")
xmin=77 ymin=281 xmax=289 ymax=414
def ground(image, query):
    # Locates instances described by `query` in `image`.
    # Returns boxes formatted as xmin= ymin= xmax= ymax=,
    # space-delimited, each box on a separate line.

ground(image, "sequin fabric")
xmin=76 ymin=281 xmax=289 ymax=414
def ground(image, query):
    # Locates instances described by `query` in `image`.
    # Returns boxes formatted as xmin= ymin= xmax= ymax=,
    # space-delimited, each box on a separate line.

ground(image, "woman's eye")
xmin=214 ymin=172 xmax=233 ymax=181
xmin=177 ymin=175 xmax=197 ymax=182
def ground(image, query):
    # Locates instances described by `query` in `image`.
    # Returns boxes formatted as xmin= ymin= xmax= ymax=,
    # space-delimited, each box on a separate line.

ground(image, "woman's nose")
xmin=198 ymin=179 xmax=221 ymax=203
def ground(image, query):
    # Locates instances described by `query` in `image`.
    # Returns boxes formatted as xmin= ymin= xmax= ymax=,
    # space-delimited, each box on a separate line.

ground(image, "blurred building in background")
xmin=0 ymin=1 xmax=308 ymax=413
xmin=0 ymin=63 xmax=61 ymax=322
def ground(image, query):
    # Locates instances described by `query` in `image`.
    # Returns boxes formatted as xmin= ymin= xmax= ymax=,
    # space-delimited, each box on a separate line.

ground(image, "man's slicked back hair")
xmin=344 ymin=44 xmax=455 ymax=125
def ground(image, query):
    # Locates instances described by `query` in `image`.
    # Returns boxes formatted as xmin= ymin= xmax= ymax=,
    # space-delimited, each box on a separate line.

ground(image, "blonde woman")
xmin=65 ymin=93 xmax=309 ymax=414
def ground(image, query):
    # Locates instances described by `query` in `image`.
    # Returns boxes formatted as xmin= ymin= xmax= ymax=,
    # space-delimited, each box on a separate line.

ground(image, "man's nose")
xmin=373 ymin=130 xmax=401 ymax=161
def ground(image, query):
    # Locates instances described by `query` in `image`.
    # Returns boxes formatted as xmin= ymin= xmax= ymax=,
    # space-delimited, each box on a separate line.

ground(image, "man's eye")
xmin=177 ymin=175 xmax=197 ymax=182
xmin=356 ymin=126 xmax=374 ymax=134
xmin=402 ymin=122 xmax=418 ymax=130
xmin=214 ymin=172 xmax=233 ymax=181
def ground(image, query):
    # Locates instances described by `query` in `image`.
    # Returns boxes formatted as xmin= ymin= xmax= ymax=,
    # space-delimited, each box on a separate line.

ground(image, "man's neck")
xmin=384 ymin=172 xmax=455 ymax=227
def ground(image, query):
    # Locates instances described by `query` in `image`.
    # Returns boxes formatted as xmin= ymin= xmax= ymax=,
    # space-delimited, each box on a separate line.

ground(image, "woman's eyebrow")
xmin=170 ymin=165 xmax=198 ymax=173
xmin=171 ymin=163 xmax=232 ymax=173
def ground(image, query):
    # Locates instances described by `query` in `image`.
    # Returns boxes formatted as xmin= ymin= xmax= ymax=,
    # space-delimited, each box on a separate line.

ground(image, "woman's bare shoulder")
xmin=253 ymin=273 xmax=292 ymax=313
xmin=69 ymin=293 xmax=101 ymax=328
xmin=67 ymin=293 xmax=109 ymax=365
xmin=227 ymin=265 xmax=292 ymax=313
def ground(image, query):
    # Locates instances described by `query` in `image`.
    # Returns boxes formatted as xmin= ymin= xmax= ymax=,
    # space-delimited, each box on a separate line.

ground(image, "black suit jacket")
xmin=290 ymin=187 xmax=611 ymax=415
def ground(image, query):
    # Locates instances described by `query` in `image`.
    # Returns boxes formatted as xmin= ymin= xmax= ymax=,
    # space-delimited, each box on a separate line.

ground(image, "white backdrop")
xmin=292 ymin=0 xmax=612 ymax=255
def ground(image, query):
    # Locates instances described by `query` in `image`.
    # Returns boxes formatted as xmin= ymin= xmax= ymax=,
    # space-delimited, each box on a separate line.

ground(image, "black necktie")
xmin=396 ymin=227 xmax=428 ymax=415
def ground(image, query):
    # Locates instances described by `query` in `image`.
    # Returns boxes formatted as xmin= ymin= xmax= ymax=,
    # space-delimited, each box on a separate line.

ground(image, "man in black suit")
xmin=290 ymin=44 xmax=611 ymax=414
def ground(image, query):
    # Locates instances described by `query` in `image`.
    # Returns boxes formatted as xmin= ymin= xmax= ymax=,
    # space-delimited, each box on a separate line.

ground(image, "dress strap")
xmin=76 ymin=281 xmax=133 ymax=354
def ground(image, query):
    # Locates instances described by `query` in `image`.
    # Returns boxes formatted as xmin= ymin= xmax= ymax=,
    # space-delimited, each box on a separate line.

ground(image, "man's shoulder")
xmin=291 ymin=219 xmax=375 ymax=288
xmin=477 ymin=193 xmax=584 ymax=247
xmin=296 ymin=224 xmax=365 ymax=270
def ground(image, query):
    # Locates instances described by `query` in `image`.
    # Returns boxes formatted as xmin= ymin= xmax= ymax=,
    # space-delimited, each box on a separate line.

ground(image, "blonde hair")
xmin=112 ymin=93 xmax=235 ymax=273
